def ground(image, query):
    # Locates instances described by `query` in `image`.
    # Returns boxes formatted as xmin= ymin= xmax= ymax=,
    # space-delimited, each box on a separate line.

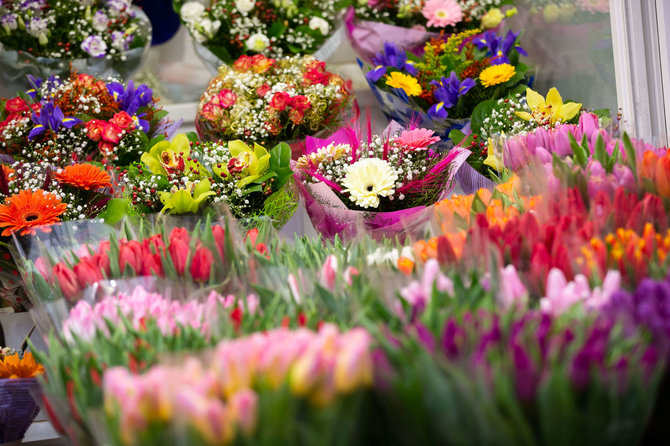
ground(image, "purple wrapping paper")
xmin=0 ymin=378 xmax=40 ymax=443
xmin=345 ymin=7 xmax=436 ymax=64
xmin=296 ymin=124 xmax=471 ymax=241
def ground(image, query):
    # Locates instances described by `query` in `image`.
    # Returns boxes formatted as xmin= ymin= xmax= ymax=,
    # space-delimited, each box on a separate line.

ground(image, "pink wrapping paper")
xmin=345 ymin=7 xmax=436 ymax=64
xmin=296 ymin=124 xmax=471 ymax=241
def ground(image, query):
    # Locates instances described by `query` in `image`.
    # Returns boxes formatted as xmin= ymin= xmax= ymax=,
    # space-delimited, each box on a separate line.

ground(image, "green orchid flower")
xmin=158 ymin=179 xmax=215 ymax=214
xmin=141 ymin=133 xmax=206 ymax=179
xmin=213 ymin=140 xmax=271 ymax=188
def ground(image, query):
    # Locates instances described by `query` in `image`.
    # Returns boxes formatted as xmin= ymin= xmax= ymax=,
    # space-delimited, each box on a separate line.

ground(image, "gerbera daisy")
xmin=422 ymin=0 xmax=463 ymax=28
xmin=54 ymin=163 xmax=113 ymax=190
xmin=479 ymin=64 xmax=516 ymax=88
xmin=395 ymin=128 xmax=441 ymax=150
xmin=342 ymin=158 xmax=398 ymax=209
xmin=0 ymin=352 xmax=45 ymax=379
xmin=385 ymin=72 xmax=423 ymax=96
xmin=0 ymin=189 xmax=68 ymax=237
xmin=0 ymin=165 xmax=15 ymax=183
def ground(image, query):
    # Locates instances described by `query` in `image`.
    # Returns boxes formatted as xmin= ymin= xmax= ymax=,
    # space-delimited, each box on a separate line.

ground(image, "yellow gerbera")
xmin=515 ymin=87 xmax=582 ymax=126
xmin=385 ymin=72 xmax=422 ymax=96
xmin=479 ymin=64 xmax=516 ymax=88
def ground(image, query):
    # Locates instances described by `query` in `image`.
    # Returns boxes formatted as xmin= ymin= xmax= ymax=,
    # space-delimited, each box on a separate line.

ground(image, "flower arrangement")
xmin=0 ymin=0 xmax=149 ymax=60
xmin=294 ymin=121 xmax=469 ymax=239
xmin=346 ymin=0 xmax=517 ymax=63
xmin=173 ymin=0 xmax=345 ymax=66
xmin=119 ymin=133 xmax=296 ymax=224
xmin=363 ymin=30 xmax=529 ymax=147
xmin=196 ymin=54 xmax=353 ymax=152
xmin=0 ymin=351 xmax=44 ymax=379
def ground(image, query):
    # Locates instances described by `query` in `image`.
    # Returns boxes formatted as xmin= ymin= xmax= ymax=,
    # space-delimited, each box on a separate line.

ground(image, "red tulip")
xmin=53 ymin=264 xmax=80 ymax=299
xmin=73 ymin=260 xmax=103 ymax=290
xmin=144 ymin=234 xmax=166 ymax=254
xmin=190 ymin=246 xmax=214 ymax=282
xmin=245 ymin=228 xmax=259 ymax=246
xmin=169 ymin=237 xmax=189 ymax=275
xmin=211 ymin=225 xmax=225 ymax=261
xmin=169 ymin=227 xmax=191 ymax=246
xmin=93 ymin=251 xmax=111 ymax=277
xmin=118 ymin=241 xmax=144 ymax=274
xmin=142 ymin=253 xmax=164 ymax=277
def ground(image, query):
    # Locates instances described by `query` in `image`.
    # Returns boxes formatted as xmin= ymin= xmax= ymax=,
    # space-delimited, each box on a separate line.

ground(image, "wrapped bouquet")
xmin=362 ymin=30 xmax=529 ymax=144
xmin=347 ymin=0 xmax=517 ymax=63
xmin=295 ymin=121 xmax=469 ymax=240
xmin=119 ymin=132 xmax=296 ymax=225
xmin=174 ymin=0 xmax=347 ymax=72
xmin=196 ymin=54 xmax=354 ymax=157
xmin=0 ymin=0 xmax=151 ymax=92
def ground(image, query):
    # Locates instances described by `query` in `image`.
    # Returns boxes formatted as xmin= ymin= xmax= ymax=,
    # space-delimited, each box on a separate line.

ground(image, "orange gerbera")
xmin=0 ymin=165 xmax=15 ymax=182
xmin=0 ymin=189 xmax=67 ymax=237
xmin=54 ymin=164 xmax=112 ymax=190
xmin=0 ymin=352 xmax=45 ymax=379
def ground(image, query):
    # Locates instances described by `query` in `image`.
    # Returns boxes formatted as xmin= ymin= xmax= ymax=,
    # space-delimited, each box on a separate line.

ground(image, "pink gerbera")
xmin=395 ymin=128 xmax=441 ymax=151
xmin=422 ymin=0 xmax=463 ymax=28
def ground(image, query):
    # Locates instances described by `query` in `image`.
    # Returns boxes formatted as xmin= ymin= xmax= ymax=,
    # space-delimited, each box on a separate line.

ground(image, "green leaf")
xmin=98 ymin=198 xmax=129 ymax=225
xmin=569 ymin=133 xmax=588 ymax=166
xmin=594 ymin=134 xmax=606 ymax=168
xmin=470 ymin=99 xmax=497 ymax=134
xmin=622 ymin=132 xmax=637 ymax=181
xmin=208 ymin=44 xmax=234 ymax=65
xmin=154 ymin=110 xmax=168 ymax=120
xmin=268 ymin=21 xmax=287 ymax=39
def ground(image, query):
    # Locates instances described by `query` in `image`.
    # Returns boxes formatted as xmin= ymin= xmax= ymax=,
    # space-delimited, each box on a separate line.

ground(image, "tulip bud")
xmin=319 ymin=255 xmax=337 ymax=291
xmin=229 ymin=389 xmax=258 ymax=436
xmin=168 ymin=237 xmax=189 ymax=275
xmin=211 ymin=225 xmax=226 ymax=261
xmin=334 ymin=329 xmax=373 ymax=393
xmin=74 ymin=260 xmax=103 ymax=290
xmin=190 ymin=247 xmax=214 ymax=282
xmin=118 ymin=241 xmax=144 ymax=274
xmin=53 ymin=263 xmax=80 ymax=299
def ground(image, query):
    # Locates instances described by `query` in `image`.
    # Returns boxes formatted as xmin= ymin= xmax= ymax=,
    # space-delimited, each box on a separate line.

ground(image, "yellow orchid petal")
xmin=558 ymin=102 xmax=582 ymax=121
xmin=171 ymin=133 xmax=191 ymax=158
xmin=484 ymin=154 xmax=503 ymax=172
xmin=525 ymin=88 xmax=544 ymax=109
xmin=149 ymin=140 xmax=171 ymax=159
xmin=514 ymin=111 xmax=533 ymax=121
xmin=252 ymin=153 xmax=270 ymax=176
xmin=253 ymin=143 xmax=268 ymax=159
xmin=193 ymin=178 xmax=212 ymax=198
xmin=229 ymin=140 xmax=251 ymax=158
xmin=545 ymin=87 xmax=564 ymax=109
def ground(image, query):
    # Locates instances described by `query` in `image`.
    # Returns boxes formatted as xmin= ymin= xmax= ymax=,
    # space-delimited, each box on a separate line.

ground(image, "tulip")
xmin=169 ymin=227 xmax=191 ymax=247
xmin=334 ymin=328 xmax=373 ymax=393
xmin=53 ymin=263 xmax=80 ymax=299
xmin=229 ymin=389 xmax=258 ymax=436
xmin=655 ymin=152 xmax=670 ymax=197
xmin=343 ymin=266 xmax=359 ymax=286
xmin=319 ymin=255 xmax=338 ymax=291
xmin=290 ymin=349 xmax=322 ymax=395
xmin=211 ymin=224 xmax=226 ymax=261
xmin=142 ymin=253 xmax=164 ymax=277
xmin=168 ymin=236 xmax=189 ymax=275
xmin=498 ymin=265 xmax=528 ymax=308
xmin=74 ymin=260 xmax=103 ymax=290
xmin=190 ymin=246 xmax=214 ymax=282
xmin=245 ymin=228 xmax=259 ymax=246
xmin=118 ymin=241 xmax=144 ymax=274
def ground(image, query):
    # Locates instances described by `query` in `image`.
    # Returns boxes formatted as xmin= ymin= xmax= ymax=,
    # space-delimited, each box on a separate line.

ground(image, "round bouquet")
xmin=174 ymin=0 xmax=346 ymax=72
xmin=294 ymin=121 xmax=469 ymax=240
xmin=120 ymin=133 xmax=296 ymax=226
xmin=347 ymin=0 xmax=517 ymax=63
xmin=196 ymin=54 xmax=354 ymax=156
xmin=0 ymin=0 xmax=151 ymax=94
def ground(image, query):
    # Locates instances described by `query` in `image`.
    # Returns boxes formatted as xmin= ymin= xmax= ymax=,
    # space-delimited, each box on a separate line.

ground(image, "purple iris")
xmin=427 ymin=72 xmax=475 ymax=119
xmin=473 ymin=30 xmax=527 ymax=65
xmin=26 ymin=74 xmax=62 ymax=99
xmin=106 ymin=80 xmax=153 ymax=116
xmin=28 ymin=101 xmax=82 ymax=140
xmin=366 ymin=41 xmax=418 ymax=82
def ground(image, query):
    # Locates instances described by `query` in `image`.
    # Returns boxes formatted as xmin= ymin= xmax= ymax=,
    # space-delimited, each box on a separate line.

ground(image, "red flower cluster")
xmin=302 ymin=60 xmax=331 ymax=85
xmin=0 ymin=97 xmax=39 ymax=134
xmin=268 ymin=92 xmax=311 ymax=124
xmin=233 ymin=54 xmax=276 ymax=73
xmin=85 ymin=111 xmax=136 ymax=158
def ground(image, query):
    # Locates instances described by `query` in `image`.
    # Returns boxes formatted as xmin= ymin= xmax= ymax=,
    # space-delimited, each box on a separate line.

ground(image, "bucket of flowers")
xmin=196 ymin=54 xmax=354 ymax=160
xmin=0 ymin=0 xmax=151 ymax=95
xmin=0 ymin=348 xmax=45 ymax=445
xmin=173 ymin=0 xmax=348 ymax=73
xmin=294 ymin=120 xmax=470 ymax=240
xmin=346 ymin=0 xmax=517 ymax=64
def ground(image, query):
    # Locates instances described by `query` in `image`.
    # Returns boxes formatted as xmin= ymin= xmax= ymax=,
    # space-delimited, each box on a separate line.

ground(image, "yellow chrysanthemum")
xmin=479 ymin=64 xmax=516 ymax=88
xmin=385 ymin=72 xmax=422 ymax=96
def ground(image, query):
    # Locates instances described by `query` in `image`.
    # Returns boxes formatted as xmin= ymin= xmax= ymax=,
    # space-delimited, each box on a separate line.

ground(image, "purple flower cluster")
xmin=427 ymin=72 xmax=475 ymax=119
xmin=366 ymin=42 xmax=418 ymax=82
xmin=473 ymin=30 xmax=528 ymax=65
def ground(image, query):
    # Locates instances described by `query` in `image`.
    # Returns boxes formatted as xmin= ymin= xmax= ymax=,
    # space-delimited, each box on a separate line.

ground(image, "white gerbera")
xmin=342 ymin=158 xmax=398 ymax=209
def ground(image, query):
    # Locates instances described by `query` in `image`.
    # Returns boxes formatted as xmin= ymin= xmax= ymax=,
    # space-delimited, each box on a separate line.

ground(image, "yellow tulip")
xmin=515 ymin=87 xmax=582 ymax=126
xmin=483 ymin=137 xmax=504 ymax=172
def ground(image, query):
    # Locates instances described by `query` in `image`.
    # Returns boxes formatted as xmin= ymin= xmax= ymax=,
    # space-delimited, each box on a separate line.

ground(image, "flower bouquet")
xmin=173 ymin=0 xmax=347 ymax=72
xmin=0 ymin=350 xmax=44 ymax=444
xmin=119 ymin=133 xmax=296 ymax=226
xmin=347 ymin=0 xmax=517 ymax=63
xmin=362 ymin=30 xmax=529 ymax=144
xmin=196 ymin=54 xmax=354 ymax=158
xmin=294 ymin=121 xmax=469 ymax=240
xmin=0 ymin=0 xmax=151 ymax=94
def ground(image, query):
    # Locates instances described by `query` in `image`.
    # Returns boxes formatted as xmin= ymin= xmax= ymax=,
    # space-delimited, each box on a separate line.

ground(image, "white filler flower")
xmin=342 ymin=158 xmax=398 ymax=209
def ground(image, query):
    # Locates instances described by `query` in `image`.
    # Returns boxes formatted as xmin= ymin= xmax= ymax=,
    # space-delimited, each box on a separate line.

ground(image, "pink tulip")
xmin=498 ymin=265 xmax=528 ymax=308
xmin=229 ymin=389 xmax=258 ymax=436
xmin=334 ymin=328 xmax=373 ymax=393
xmin=320 ymin=255 xmax=338 ymax=291
xmin=343 ymin=266 xmax=359 ymax=286
xmin=34 ymin=257 xmax=50 ymax=279
xmin=190 ymin=246 xmax=214 ymax=282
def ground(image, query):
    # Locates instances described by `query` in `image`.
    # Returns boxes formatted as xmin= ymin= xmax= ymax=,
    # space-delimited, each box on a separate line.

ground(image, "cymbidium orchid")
xmin=216 ymin=140 xmax=270 ymax=188
xmin=158 ymin=179 xmax=215 ymax=214
xmin=514 ymin=87 xmax=582 ymax=126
